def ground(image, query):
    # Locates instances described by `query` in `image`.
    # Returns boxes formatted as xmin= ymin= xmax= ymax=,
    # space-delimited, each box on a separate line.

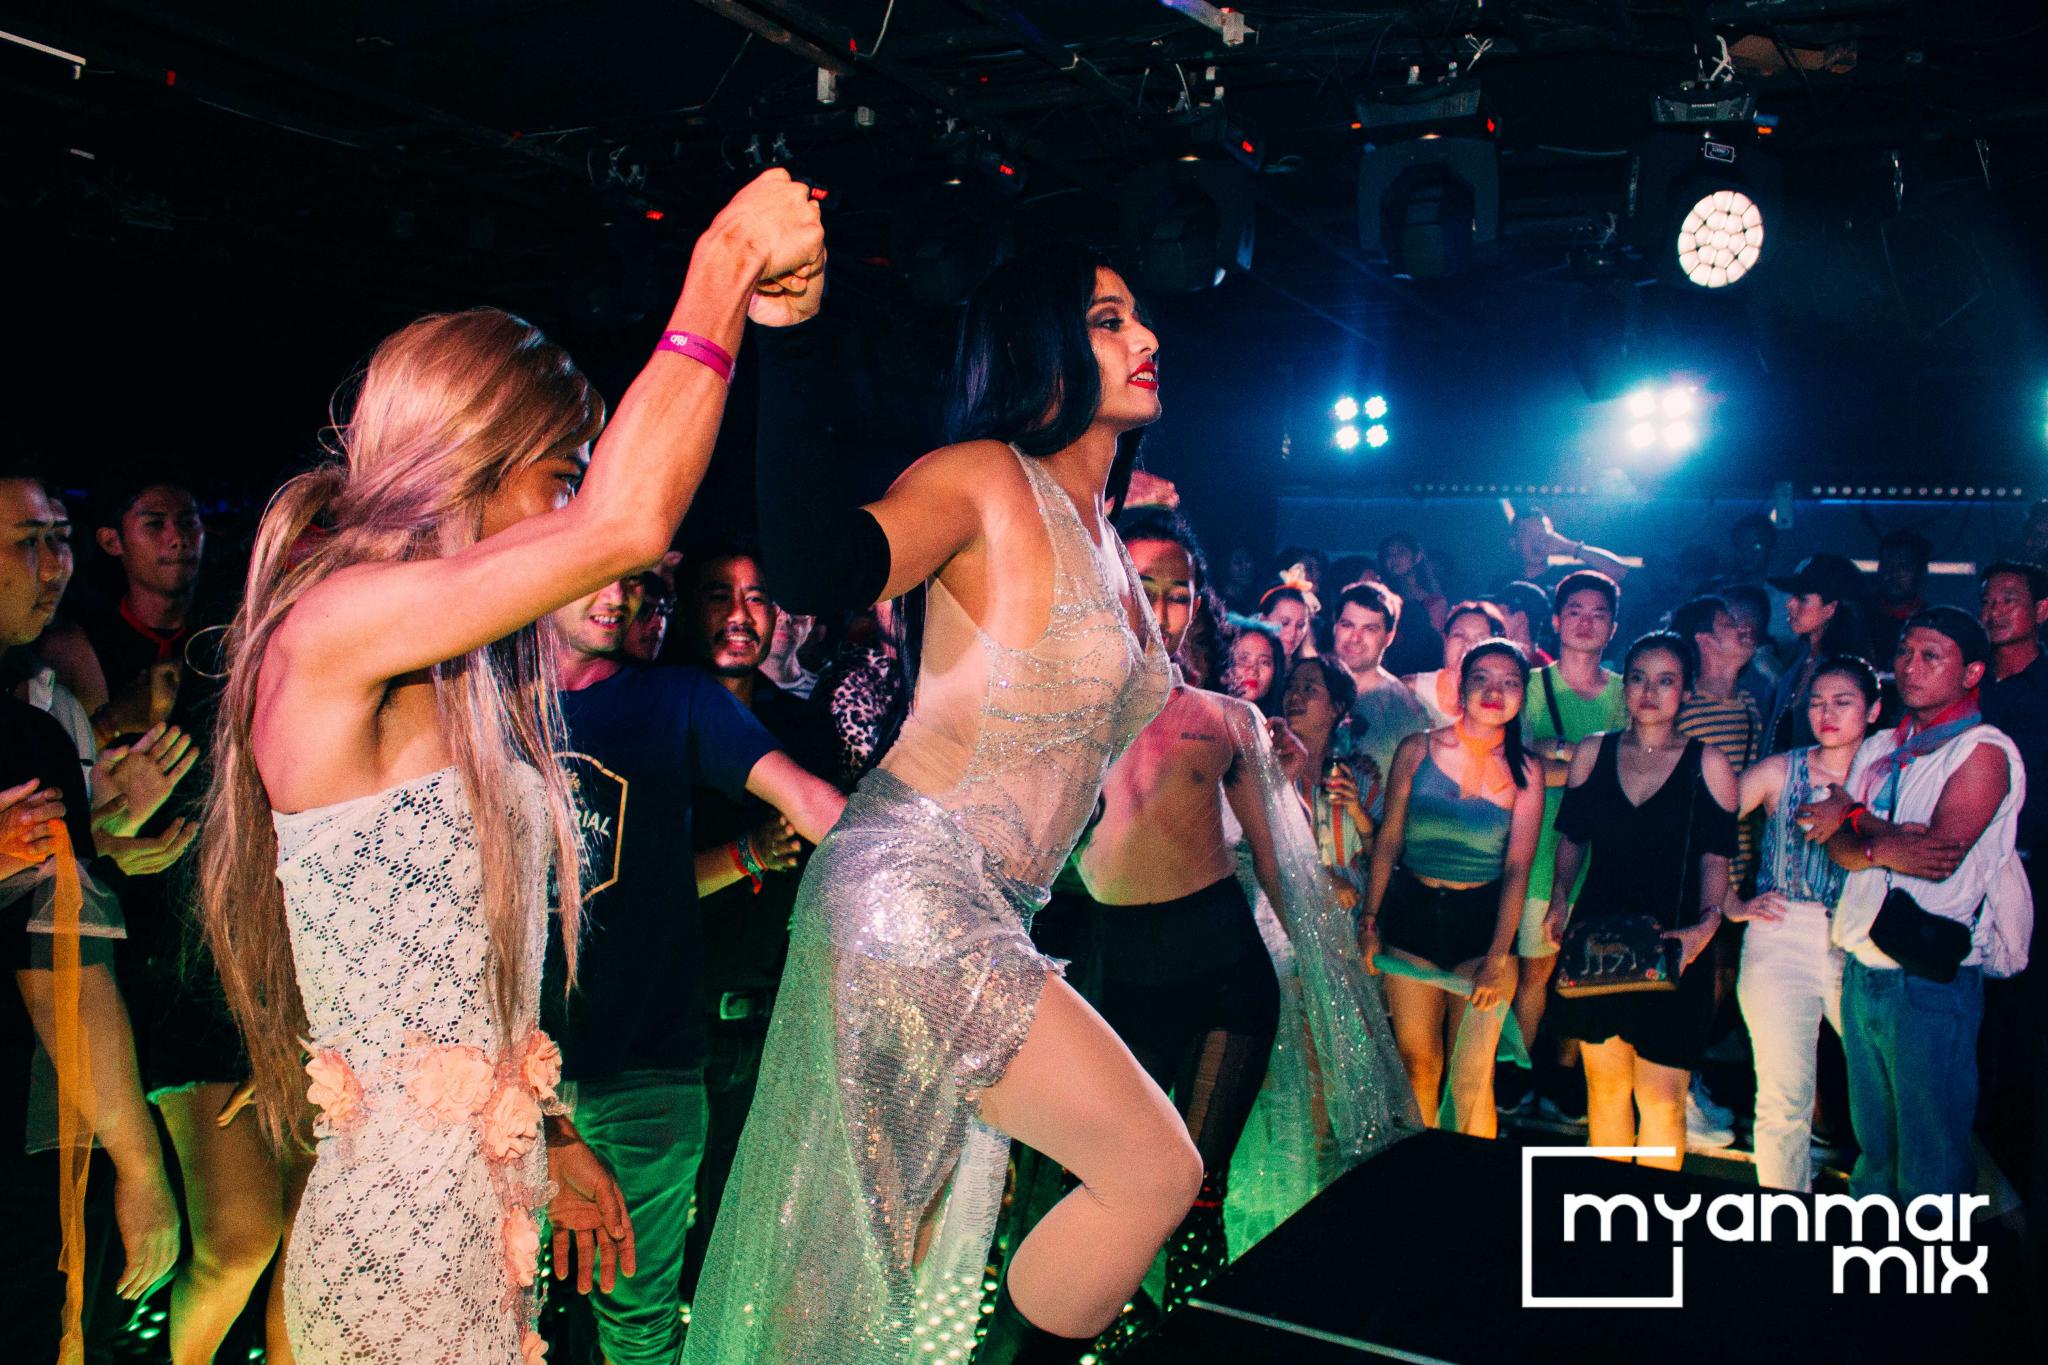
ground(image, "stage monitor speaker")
xmin=1125 ymin=1129 xmax=2039 ymax=1364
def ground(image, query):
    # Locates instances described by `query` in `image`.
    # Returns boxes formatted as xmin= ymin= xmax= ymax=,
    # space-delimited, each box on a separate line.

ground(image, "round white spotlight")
xmin=1364 ymin=423 xmax=1390 ymax=449
xmin=1333 ymin=396 xmax=1360 ymax=422
xmin=1334 ymin=424 xmax=1362 ymax=451
xmin=1662 ymin=420 xmax=1697 ymax=451
xmin=1627 ymin=389 xmax=1658 ymax=419
xmin=1660 ymin=387 xmax=1695 ymax=417
xmin=1676 ymin=188 xmax=1764 ymax=288
xmin=1627 ymin=422 xmax=1657 ymax=450
xmin=1362 ymin=395 xmax=1389 ymax=421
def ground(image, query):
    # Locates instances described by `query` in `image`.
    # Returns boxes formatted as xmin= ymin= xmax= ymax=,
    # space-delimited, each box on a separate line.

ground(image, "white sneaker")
xmin=1685 ymin=1089 xmax=1736 ymax=1150
xmin=1689 ymin=1075 xmax=1736 ymax=1128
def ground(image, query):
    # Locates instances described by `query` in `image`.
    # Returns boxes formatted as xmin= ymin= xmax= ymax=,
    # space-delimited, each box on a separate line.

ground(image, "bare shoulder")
xmin=1393 ymin=728 xmax=1433 ymax=771
xmin=1201 ymin=689 xmax=1268 ymax=747
xmin=1699 ymin=742 xmax=1739 ymax=806
xmin=887 ymin=438 xmax=1024 ymax=499
xmin=1203 ymin=687 xmax=1261 ymax=729
xmin=1565 ymin=731 xmax=1608 ymax=783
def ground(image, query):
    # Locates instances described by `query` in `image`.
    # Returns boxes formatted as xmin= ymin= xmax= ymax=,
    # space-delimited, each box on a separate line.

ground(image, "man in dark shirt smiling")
xmin=543 ymin=575 xmax=841 ymax=1365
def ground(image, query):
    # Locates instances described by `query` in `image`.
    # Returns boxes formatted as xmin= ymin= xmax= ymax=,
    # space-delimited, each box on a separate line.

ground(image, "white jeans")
xmin=1735 ymin=899 xmax=1844 ymax=1192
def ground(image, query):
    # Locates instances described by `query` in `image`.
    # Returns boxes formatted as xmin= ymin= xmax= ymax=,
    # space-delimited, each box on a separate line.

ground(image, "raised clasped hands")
xmin=709 ymin=168 xmax=826 ymax=326
xmin=749 ymin=250 xmax=827 ymax=328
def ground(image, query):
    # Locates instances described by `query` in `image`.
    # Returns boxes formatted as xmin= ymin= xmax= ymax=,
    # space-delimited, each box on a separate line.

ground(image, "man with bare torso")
xmin=1062 ymin=505 xmax=1286 ymax=1313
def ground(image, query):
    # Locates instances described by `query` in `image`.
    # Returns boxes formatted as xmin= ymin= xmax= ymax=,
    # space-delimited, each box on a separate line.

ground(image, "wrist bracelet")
xmin=1845 ymin=803 xmax=1871 ymax=836
xmin=729 ymin=840 xmax=762 ymax=894
xmin=736 ymin=834 xmax=767 ymax=892
xmin=656 ymin=329 xmax=736 ymax=385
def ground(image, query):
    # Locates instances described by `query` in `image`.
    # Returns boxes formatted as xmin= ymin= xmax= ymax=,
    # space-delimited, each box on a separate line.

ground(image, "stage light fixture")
xmin=1627 ymin=422 xmax=1657 ymax=450
xmin=1627 ymin=389 xmax=1658 ymax=419
xmin=1362 ymin=395 xmax=1389 ymax=421
xmin=1120 ymin=160 xmax=1255 ymax=292
xmin=1333 ymin=396 xmax=1360 ymax=422
xmin=1662 ymin=421 xmax=1698 ymax=451
xmin=1365 ymin=424 xmax=1390 ymax=449
xmin=1677 ymin=188 xmax=1763 ymax=289
xmin=1356 ymin=78 xmax=1498 ymax=280
xmin=1661 ymin=387 xmax=1695 ymax=417
xmin=1334 ymin=424 xmax=1362 ymax=451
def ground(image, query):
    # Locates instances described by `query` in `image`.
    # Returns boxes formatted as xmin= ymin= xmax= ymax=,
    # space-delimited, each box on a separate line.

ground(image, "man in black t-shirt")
xmin=674 ymin=543 xmax=843 ymax=1304
xmin=2 ymin=696 xmax=179 ymax=1357
xmin=544 ymin=578 xmax=842 ymax=1365
xmin=77 ymin=472 xmax=222 ymax=740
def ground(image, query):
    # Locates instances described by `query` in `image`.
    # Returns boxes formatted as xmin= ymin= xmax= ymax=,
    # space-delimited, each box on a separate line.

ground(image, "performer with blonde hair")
xmin=197 ymin=171 xmax=822 ymax=1362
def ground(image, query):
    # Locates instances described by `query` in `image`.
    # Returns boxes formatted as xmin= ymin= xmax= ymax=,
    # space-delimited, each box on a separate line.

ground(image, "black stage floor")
xmin=1125 ymin=1129 xmax=2044 ymax=1364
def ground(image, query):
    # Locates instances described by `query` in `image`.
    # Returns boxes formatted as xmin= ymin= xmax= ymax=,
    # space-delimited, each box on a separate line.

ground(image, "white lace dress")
xmin=273 ymin=765 xmax=562 ymax=1365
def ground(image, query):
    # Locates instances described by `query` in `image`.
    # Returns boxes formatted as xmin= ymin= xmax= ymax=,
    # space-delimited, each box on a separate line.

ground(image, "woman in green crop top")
xmin=1362 ymin=640 xmax=1547 ymax=1136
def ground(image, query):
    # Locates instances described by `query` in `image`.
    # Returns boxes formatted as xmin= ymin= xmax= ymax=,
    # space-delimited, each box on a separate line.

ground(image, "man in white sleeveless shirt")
xmin=1805 ymin=607 xmax=2027 ymax=1200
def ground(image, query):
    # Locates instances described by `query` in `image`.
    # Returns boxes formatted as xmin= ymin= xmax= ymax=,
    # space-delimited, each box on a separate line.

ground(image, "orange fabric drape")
xmin=1451 ymin=719 xmax=1511 ymax=801
xmin=47 ymin=823 xmax=93 ymax=1365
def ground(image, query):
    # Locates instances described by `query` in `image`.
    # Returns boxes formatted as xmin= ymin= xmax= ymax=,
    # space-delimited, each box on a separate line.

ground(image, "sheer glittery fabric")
xmin=1219 ymin=701 xmax=1421 ymax=1256
xmin=684 ymin=448 xmax=1170 ymax=1364
xmin=273 ymin=765 xmax=555 ymax=1365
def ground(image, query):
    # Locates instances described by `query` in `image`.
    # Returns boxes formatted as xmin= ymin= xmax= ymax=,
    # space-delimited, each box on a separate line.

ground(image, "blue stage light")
xmin=1364 ymin=423 xmax=1390 ymax=449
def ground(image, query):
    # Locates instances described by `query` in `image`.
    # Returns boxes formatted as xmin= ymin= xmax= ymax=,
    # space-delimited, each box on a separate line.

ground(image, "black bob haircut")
xmin=1114 ymin=504 xmax=1208 ymax=590
xmin=946 ymin=243 xmax=1146 ymax=512
xmin=1624 ymin=629 xmax=1698 ymax=693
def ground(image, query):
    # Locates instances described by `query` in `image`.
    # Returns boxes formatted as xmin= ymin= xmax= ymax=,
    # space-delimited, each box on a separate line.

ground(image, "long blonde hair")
xmin=199 ymin=307 xmax=604 ymax=1150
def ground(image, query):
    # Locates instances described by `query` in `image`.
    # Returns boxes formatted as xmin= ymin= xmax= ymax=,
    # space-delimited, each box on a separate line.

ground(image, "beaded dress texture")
xmin=273 ymin=765 xmax=562 ymax=1365
xmin=684 ymin=448 xmax=1171 ymax=1363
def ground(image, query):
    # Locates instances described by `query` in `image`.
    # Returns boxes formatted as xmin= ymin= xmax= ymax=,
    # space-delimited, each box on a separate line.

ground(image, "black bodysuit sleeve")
xmin=750 ymin=316 xmax=893 ymax=616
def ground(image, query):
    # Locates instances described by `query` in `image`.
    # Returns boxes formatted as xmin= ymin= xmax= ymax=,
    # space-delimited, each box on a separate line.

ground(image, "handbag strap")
xmin=1542 ymin=666 xmax=1566 ymax=738
xmin=1672 ymin=739 xmax=1700 ymax=929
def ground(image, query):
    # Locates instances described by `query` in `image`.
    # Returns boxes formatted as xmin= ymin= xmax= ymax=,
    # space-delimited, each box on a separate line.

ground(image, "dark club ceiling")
xmin=7 ymin=1 xmax=2048 ymax=516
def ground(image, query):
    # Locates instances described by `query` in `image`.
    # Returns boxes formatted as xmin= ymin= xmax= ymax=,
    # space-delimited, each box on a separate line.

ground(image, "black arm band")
xmin=772 ymin=507 xmax=890 ymax=617
xmin=752 ymin=317 xmax=894 ymax=616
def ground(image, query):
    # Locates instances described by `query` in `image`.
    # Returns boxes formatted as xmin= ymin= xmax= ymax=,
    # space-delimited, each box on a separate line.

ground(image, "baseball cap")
xmin=1767 ymin=553 xmax=1862 ymax=602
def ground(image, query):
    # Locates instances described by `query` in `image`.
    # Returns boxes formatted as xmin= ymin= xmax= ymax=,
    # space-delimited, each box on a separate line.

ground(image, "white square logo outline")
xmin=1521 ymin=1146 xmax=1684 ymax=1308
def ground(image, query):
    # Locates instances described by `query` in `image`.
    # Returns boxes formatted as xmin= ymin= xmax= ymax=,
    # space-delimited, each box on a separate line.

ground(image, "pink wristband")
xmin=655 ymin=329 xmax=736 ymax=385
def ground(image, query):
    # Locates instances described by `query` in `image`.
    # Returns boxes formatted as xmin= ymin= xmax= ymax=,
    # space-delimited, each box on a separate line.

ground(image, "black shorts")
xmin=1377 ymin=867 xmax=1501 ymax=972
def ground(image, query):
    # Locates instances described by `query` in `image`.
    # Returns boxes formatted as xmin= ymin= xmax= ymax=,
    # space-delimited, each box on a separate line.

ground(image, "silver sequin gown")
xmin=684 ymin=448 xmax=1171 ymax=1363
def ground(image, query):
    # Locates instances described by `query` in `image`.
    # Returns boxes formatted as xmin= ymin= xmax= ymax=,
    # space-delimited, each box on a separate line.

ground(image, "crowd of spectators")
xmin=4 ymin=446 xmax=2042 ymax=1361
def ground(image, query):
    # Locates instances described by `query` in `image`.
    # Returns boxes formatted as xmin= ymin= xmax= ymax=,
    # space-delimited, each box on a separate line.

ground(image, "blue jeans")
xmin=567 ymin=1069 xmax=708 ymax=1365
xmin=1841 ymin=959 xmax=1983 ymax=1200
